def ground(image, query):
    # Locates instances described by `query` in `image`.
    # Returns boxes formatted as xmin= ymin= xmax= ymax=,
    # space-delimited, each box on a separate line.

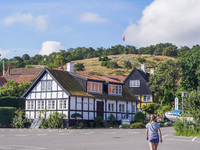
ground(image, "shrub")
xmin=12 ymin=109 xmax=28 ymax=128
xmin=47 ymin=112 xmax=66 ymax=129
xmin=122 ymin=124 xmax=130 ymax=128
xmin=73 ymin=62 xmax=85 ymax=71
xmin=79 ymin=122 xmax=84 ymax=129
xmin=108 ymin=61 xmax=119 ymax=69
xmin=109 ymin=114 xmax=115 ymax=126
xmin=0 ymin=97 xmax=25 ymax=108
xmin=100 ymin=61 xmax=109 ymax=67
xmin=134 ymin=112 xmax=145 ymax=122
xmin=130 ymin=122 xmax=145 ymax=128
xmin=94 ymin=116 xmax=103 ymax=127
xmin=89 ymin=122 xmax=94 ymax=127
xmin=0 ymin=107 xmax=16 ymax=126
xmin=40 ymin=118 xmax=48 ymax=129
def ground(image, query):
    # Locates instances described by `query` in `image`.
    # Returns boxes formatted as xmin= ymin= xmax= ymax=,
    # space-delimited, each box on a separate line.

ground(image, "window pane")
xmin=47 ymin=81 xmax=51 ymax=91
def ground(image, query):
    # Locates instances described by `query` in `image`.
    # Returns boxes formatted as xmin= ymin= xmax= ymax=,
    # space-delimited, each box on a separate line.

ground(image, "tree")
xmin=180 ymin=46 xmax=200 ymax=91
xmin=22 ymin=54 xmax=30 ymax=61
xmin=184 ymin=90 xmax=200 ymax=129
xmin=73 ymin=62 xmax=85 ymax=71
xmin=137 ymin=57 xmax=146 ymax=64
xmin=162 ymin=46 xmax=178 ymax=57
xmin=123 ymin=61 xmax=132 ymax=70
xmin=148 ymin=59 xmax=181 ymax=104
xmin=142 ymin=103 xmax=160 ymax=115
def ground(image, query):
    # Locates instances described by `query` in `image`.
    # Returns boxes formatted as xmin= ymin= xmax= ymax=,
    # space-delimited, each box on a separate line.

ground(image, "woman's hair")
xmin=149 ymin=114 xmax=156 ymax=123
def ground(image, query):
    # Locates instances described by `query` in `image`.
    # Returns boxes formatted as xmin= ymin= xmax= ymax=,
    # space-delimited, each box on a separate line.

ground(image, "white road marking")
xmin=4 ymin=145 xmax=47 ymax=149
xmin=81 ymin=132 xmax=93 ymax=135
xmin=192 ymin=137 xmax=197 ymax=141
xmin=15 ymin=134 xmax=27 ymax=137
xmin=162 ymin=134 xmax=168 ymax=138
xmin=37 ymin=134 xmax=47 ymax=136
xmin=128 ymin=131 xmax=140 ymax=134
xmin=101 ymin=131 xmax=116 ymax=134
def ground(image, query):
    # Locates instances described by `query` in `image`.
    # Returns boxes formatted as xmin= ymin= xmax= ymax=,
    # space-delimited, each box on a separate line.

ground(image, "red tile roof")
xmin=75 ymin=71 xmax=124 ymax=84
xmin=0 ymin=77 xmax=7 ymax=86
xmin=4 ymin=68 xmax=43 ymax=83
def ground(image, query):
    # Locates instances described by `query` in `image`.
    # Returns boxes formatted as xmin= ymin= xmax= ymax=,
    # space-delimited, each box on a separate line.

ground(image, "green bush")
xmin=12 ymin=109 xmax=28 ymax=128
xmin=130 ymin=122 xmax=145 ymax=128
xmin=47 ymin=112 xmax=66 ymax=129
xmin=94 ymin=116 xmax=103 ymax=127
xmin=79 ymin=122 xmax=84 ymax=129
xmin=122 ymin=124 xmax=130 ymax=128
xmin=89 ymin=122 xmax=94 ymax=127
xmin=134 ymin=112 xmax=145 ymax=122
xmin=173 ymin=119 xmax=199 ymax=136
xmin=0 ymin=97 xmax=25 ymax=108
xmin=0 ymin=107 xmax=16 ymax=126
xmin=40 ymin=118 xmax=48 ymax=129
xmin=100 ymin=61 xmax=109 ymax=67
xmin=109 ymin=114 xmax=115 ymax=126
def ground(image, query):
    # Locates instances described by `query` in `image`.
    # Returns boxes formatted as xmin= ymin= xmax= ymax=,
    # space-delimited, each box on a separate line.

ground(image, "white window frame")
xmin=87 ymin=81 xmax=102 ymax=93
xmin=41 ymin=81 xmax=46 ymax=91
xmin=47 ymin=100 xmax=56 ymax=110
xmin=132 ymin=104 xmax=136 ymax=113
xmin=47 ymin=81 xmax=52 ymax=91
xmin=135 ymin=95 xmax=139 ymax=99
xmin=36 ymin=100 xmax=45 ymax=110
xmin=130 ymin=80 xmax=140 ymax=87
xmin=26 ymin=100 xmax=34 ymax=110
xmin=108 ymin=103 xmax=115 ymax=112
xmin=143 ymin=95 xmax=151 ymax=102
xmin=58 ymin=100 xmax=67 ymax=110
xmin=109 ymin=84 xmax=122 ymax=95
xmin=119 ymin=104 xmax=125 ymax=112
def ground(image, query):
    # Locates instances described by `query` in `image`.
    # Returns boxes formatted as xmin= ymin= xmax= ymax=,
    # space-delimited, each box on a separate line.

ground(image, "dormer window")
xmin=108 ymin=84 xmax=122 ymax=95
xmin=130 ymin=80 xmax=140 ymax=87
xmin=87 ymin=81 xmax=102 ymax=93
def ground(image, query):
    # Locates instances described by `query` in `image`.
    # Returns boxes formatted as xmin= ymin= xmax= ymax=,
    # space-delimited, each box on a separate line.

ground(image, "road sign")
xmin=172 ymin=101 xmax=175 ymax=105
xmin=175 ymin=97 xmax=178 ymax=110
xmin=174 ymin=110 xmax=180 ymax=114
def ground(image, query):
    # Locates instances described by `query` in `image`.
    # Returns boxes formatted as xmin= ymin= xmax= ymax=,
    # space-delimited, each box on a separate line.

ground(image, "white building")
xmin=22 ymin=68 xmax=139 ymax=126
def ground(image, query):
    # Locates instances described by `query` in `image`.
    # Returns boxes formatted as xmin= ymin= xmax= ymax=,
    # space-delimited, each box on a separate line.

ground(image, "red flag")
xmin=123 ymin=35 xmax=125 ymax=41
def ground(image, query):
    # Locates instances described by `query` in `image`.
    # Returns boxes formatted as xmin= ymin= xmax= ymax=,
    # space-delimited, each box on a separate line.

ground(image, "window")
xmin=47 ymin=81 xmax=52 ymax=91
xmin=37 ymin=100 xmax=45 ymax=110
xmin=108 ymin=84 xmax=122 ymax=95
xmin=130 ymin=80 xmax=140 ymax=87
xmin=143 ymin=95 xmax=151 ymax=102
xmin=87 ymin=82 xmax=102 ymax=93
xmin=47 ymin=100 xmax=55 ymax=110
xmin=58 ymin=100 xmax=67 ymax=109
xmin=108 ymin=103 xmax=114 ymax=112
xmin=41 ymin=81 xmax=46 ymax=91
xmin=132 ymin=104 xmax=136 ymax=113
xmin=41 ymin=81 xmax=52 ymax=91
xmin=119 ymin=104 xmax=125 ymax=112
xmin=135 ymin=95 xmax=139 ymax=99
xmin=27 ymin=101 xmax=34 ymax=110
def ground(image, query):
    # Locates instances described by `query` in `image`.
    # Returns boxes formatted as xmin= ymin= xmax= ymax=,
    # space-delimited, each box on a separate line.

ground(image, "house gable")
xmin=124 ymin=68 xmax=152 ymax=95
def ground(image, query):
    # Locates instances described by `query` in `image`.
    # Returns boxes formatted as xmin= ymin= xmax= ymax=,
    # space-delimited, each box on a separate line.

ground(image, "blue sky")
xmin=1 ymin=0 xmax=200 ymax=59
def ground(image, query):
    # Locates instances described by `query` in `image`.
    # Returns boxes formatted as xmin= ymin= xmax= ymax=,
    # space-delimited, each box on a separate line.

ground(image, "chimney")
xmin=8 ymin=64 xmax=11 ymax=75
xmin=67 ymin=63 xmax=74 ymax=73
xmin=141 ymin=64 xmax=146 ymax=73
xmin=150 ymin=68 xmax=155 ymax=75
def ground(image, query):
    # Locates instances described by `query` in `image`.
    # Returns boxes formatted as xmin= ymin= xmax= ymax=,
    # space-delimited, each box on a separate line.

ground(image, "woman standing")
xmin=146 ymin=115 xmax=163 ymax=150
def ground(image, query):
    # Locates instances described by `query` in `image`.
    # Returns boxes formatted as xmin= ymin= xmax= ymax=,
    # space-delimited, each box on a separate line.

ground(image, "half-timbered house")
xmin=124 ymin=64 xmax=154 ymax=109
xmin=22 ymin=66 xmax=139 ymax=126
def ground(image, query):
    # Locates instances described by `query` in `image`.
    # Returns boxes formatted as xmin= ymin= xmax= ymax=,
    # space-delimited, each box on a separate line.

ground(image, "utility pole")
xmin=181 ymin=91 xmax=184 ymax=114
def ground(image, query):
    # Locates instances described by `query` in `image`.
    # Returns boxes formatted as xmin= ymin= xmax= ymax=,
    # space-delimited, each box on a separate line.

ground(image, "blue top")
xmin=146 ymin=122 xmax=160 ymax=138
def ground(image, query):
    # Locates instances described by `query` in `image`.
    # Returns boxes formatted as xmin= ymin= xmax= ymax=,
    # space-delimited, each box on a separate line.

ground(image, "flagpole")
xmin=123 ymin=35 xmax=126 ymax=59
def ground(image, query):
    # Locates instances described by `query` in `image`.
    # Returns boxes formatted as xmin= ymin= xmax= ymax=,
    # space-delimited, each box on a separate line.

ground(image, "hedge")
xmin=0 ymin=97 xmax=25 ymax=108
xmin=0 ymin=107 xmax=16 ymax=125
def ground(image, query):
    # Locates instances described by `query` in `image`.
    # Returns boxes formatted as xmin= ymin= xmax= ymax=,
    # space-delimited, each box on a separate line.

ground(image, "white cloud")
xmin=39 ymin=41 xmax=64 ymax=56
xmin=4 ymin=13 xmax=48 ymax=32
xmin=0 ymin=48 xmax=10 ymax=59
xmin=124 ymin=0 xmax=200 ymax=47
xmin=80 ymin=12 xmax=108 ymax=23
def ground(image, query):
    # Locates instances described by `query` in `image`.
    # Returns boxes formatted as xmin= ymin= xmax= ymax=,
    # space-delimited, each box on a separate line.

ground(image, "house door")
xmin=97 ymin=101 xmax=104 ymax=118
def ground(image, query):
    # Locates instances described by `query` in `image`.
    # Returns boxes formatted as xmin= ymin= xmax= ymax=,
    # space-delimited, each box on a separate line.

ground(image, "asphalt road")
xmin=0 ymin=127 xmax=199 ymax=150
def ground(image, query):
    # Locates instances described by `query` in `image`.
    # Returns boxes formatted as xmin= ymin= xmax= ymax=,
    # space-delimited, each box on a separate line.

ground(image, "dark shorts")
xmin=148 ymin=136 xmax=159 ymax=143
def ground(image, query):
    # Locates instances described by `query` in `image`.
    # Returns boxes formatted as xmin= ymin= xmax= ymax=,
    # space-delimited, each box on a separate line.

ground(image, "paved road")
xmin=0 ymin=127 xmax=199 ymax=150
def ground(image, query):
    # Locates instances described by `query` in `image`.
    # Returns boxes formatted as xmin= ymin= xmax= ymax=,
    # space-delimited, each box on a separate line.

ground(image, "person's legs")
xmin=154 ymin=143 xmax=159 ymax=150
xmin=148 ymin=142 xmax=155 ymax=150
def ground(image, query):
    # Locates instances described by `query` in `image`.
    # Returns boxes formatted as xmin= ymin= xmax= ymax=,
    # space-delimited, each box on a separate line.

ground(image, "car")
xmin=164 ymin=111 xmax=180 ymax=122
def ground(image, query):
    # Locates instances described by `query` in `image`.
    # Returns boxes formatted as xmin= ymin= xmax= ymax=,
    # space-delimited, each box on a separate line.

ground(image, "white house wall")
xmin=25 ymin=72 xmax=69 ymax=120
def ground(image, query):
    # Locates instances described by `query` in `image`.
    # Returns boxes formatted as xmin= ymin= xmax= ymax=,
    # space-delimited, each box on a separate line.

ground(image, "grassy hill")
xmin=70 ymin=54 xmax=175 ymax=75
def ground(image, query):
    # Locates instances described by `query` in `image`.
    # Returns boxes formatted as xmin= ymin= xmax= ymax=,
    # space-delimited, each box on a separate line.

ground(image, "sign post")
xmin=175 ymin=97 xmax=178 ymax=110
